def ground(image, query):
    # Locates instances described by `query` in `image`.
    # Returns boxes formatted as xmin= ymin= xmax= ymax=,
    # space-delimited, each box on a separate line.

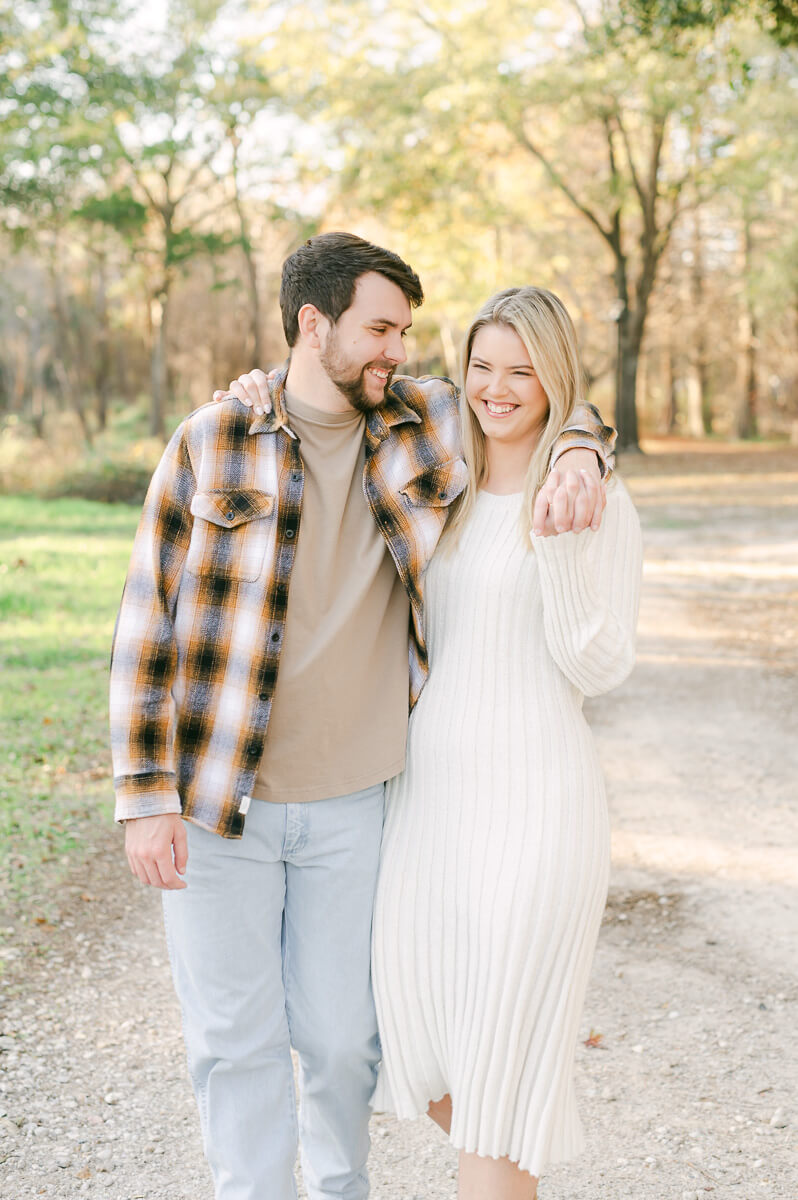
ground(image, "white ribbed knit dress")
xmin=371 ymin=480 xmax=642 ymax=1177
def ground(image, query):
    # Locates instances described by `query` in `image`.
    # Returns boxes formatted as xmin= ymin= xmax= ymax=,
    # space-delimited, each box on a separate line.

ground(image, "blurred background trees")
xmin=1 ymin=0 xmax=797 ymax=491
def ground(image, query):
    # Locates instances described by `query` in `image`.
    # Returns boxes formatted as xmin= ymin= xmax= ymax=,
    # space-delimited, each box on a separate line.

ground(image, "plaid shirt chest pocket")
xmin=399 ymin=460 xmax=467 ymax=509
xmin=186 ymin=488 xmax=275 ymax=583
xmin=396 ymin=459 xmax=468 ymax=570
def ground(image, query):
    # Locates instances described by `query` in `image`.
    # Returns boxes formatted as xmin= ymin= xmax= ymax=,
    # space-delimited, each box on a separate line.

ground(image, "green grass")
xmin=0 ymin=497 xmax=139 ymax=932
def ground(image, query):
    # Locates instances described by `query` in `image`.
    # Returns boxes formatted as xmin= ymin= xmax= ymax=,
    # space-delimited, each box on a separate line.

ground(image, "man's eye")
xmin=371 ymin=327 xmax=386 ymax=334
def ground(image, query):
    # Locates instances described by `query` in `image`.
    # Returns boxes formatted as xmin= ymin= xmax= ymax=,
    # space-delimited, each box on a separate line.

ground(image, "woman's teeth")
xmin=485 ymin=400 xmax=517 ymax=415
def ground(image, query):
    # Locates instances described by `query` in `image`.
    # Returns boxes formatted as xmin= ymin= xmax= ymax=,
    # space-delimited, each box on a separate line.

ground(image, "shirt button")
xmin=438 ymin=491 xmax=446 ymax=500
xmin=286 ymin=527 xmax=296 ymax=539
xmin=226 ymin=510 xmax=235 ymax=519
xmin=291 ymin=472 xmax=302 ymax=482
xmin=258 ymin=691 xmax=269 ymax=701
xmin=271 ymin=631 xmax=280 ymax=642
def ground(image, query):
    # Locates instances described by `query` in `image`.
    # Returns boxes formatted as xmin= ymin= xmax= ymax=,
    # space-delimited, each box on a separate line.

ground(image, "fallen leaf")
xmin=584 ymin=1029 xmax=605 ymax=1049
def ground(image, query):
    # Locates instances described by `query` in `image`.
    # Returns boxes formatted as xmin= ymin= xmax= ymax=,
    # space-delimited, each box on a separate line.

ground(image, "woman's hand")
xmin=213 ymin=368 xmax=275 ymax=416
xmin=532 ymin=467 xmax=605 ymax=537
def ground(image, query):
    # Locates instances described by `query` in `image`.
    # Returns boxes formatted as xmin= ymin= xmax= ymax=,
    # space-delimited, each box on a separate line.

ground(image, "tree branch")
xmin=615 ymin=110 xmax=648 ymax=215
xmin=510 ymin=120 xmax=617 ymax=252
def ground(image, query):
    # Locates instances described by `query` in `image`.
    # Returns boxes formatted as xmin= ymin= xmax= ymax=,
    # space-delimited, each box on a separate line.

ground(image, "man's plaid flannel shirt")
xmin=109 ymin=369 xmax=616 ymax=838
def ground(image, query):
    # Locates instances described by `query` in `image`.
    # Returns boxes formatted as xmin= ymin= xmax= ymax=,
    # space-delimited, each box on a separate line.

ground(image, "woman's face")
xmin=465 ymin=323 xmax=549 ymax=449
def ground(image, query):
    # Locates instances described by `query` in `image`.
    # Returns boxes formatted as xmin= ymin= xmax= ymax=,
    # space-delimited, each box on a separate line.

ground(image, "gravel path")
xmin=1 ymin=445 xmax=796 ymax=1199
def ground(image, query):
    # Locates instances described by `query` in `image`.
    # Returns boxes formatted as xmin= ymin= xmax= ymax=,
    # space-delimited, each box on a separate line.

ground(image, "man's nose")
xmin=385 ymin=332 xmax=407 ymax=364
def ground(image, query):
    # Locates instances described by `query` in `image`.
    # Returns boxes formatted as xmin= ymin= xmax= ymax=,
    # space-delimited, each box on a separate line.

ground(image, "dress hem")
xmin=370 ymin=1088 xmax=585 ymax=1178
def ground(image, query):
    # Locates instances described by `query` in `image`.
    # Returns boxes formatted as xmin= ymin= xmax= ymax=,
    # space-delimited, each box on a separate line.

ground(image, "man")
xmin=110 ymin=232 xmax=614 ymax=1200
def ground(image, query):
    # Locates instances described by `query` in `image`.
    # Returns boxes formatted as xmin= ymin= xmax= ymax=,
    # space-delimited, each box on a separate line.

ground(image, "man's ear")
xmin=296 ymin=303 xmax=329 ymax=349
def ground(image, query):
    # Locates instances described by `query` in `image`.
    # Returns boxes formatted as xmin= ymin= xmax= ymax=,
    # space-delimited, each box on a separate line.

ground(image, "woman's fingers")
xmin=245 ymin=369 xmax=273 ymax=414
xmin=213 ymin=370 xmax=274 ymax=415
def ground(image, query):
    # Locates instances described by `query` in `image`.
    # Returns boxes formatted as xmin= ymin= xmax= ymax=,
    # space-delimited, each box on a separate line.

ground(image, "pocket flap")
xmin=400 ymin=459 xmax=468 ymax=507
xmin=190 ymin=489 xmax=275 ymax=528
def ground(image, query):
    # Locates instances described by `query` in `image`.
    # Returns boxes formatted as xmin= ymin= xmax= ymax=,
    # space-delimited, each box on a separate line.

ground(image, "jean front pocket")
xmin=186 ymin=489 xmax=275 ymax=583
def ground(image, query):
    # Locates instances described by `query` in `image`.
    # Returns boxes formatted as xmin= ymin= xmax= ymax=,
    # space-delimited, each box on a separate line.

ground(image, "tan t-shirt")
xmin=251 ymin=393 xmax=410 ymax=803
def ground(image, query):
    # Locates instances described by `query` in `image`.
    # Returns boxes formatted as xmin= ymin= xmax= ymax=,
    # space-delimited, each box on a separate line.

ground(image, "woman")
xmin=369 ymin=286 xmax=642 ymax=1199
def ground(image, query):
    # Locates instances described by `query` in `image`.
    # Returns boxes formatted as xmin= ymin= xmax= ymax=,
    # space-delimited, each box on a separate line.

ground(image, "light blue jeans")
xmin=162 ymin=784 xmax=385 ymax=1200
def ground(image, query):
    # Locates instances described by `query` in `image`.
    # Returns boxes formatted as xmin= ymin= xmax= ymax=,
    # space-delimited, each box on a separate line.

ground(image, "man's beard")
xmin=320 ymin=328 xmax=393 ymax=414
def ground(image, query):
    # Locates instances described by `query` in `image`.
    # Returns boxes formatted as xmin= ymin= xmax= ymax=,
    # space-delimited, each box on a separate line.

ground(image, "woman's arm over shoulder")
xmin=532 ymin=479 xmax=643 ymax=696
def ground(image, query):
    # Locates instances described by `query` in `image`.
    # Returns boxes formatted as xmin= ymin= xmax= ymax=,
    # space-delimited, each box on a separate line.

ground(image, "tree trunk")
xmin=684 ymin=364 xmax=704 ymax=438
xmin=149 ymin=290 xmax=169 ymax=439
xmin=737 ymin=214 xmax=758 ymax=440
xmin=737 ymin=309 xmax=758 ymax=439
xmin=50 ymin=269 xmax=93 ymax=446
xmin=689 ymin=199 xmax=712 ymax=435
xmin=615 ymin=310 xmax=640 ymax=451
xmin=94 ymin=259 xmax=111 ymax=432
xmin=29 ymin=316 xmax=46 ymax=439
xmin=663 ymin=341 xmax=678 ymax=433
xmin=229 ymin=130 xmax=263 ymax=366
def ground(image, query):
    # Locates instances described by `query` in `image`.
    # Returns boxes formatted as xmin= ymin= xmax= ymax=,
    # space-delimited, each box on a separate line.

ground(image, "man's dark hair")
xmin=279 ymin=232 xmax=424 ymax=347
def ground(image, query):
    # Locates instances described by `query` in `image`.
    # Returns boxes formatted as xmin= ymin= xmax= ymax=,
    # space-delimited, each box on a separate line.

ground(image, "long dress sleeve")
xmin=531 ymin=479 xmax=642 ymax=697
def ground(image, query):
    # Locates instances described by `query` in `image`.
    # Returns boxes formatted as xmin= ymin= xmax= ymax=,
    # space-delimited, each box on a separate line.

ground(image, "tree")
xmin=258 ymin=0 xmax=761 ymax=450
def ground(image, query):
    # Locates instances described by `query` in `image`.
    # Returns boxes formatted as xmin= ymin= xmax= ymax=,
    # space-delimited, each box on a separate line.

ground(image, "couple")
xmin=110 ymin=232 xmax=642 ymax=1200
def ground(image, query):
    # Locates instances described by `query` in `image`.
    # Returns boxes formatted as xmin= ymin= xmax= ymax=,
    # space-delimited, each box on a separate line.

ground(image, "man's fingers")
xmin=153 ymin=851 xmax=187 ymax=890
xmin=126 ymin=850 xmax=149 ymax=888
xmin=575 ymin=469 xmax=599 ymax=532
xmin=132 ymin=851 xmax=186 ymax=891
xmin=532 ymin=489 xmax=550 ymax=536
xmin=124 ymin=815 xmax=187 ymax=891
xmin=592 ymin=479 xmax=607 ymax=531
xmin=173 ymin=823 xmax=188 ymax=877
xmin=551 ymin=482 xmax=574 ymax=533
xmin=571 ymin=480 xmax=592 ymax=533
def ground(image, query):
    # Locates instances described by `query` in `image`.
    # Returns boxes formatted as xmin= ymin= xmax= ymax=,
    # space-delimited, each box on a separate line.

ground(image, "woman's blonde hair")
xmin=445 ymin=285 xmax=586 ymax=544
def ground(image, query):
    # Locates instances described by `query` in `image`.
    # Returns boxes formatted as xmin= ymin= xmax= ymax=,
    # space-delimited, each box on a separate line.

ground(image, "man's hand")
xmin=125 ymin=814 xmax=188 ymax=890
xmin=533 ymin=449 xmax=606 ymax=537
xmin=213 ymin=368 xmax=274 ymax=416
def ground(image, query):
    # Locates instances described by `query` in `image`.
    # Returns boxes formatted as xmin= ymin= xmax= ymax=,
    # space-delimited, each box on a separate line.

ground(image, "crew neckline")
xmin=477 ymin=488 xmax=524 ymax=500
xmin=285 ymin=391 xmax=363 ymax=427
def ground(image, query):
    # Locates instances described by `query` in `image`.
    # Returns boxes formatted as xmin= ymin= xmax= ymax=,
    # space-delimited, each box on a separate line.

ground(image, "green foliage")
xmin=72 ymin=188 xmax=149 ymax=235
xmin=619 ymin=0 xmax=798 ymax=45
xmin=0 ymin=496 xmax=136 ymax=915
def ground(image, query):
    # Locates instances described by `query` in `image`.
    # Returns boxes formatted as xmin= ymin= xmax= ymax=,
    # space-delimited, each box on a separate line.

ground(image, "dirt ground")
xmin=1 ymin=442 xmax=796 ymax=1200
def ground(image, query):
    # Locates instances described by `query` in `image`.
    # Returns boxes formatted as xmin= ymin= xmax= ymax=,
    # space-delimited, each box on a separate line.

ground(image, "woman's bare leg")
xmin=457 ymin=1149 xmax=537 ymax=1200
xmin=427 ymin=1097 xmax=538 ymax=1199
xmin=427 ymin=1093 xmax=452 ymax=1134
